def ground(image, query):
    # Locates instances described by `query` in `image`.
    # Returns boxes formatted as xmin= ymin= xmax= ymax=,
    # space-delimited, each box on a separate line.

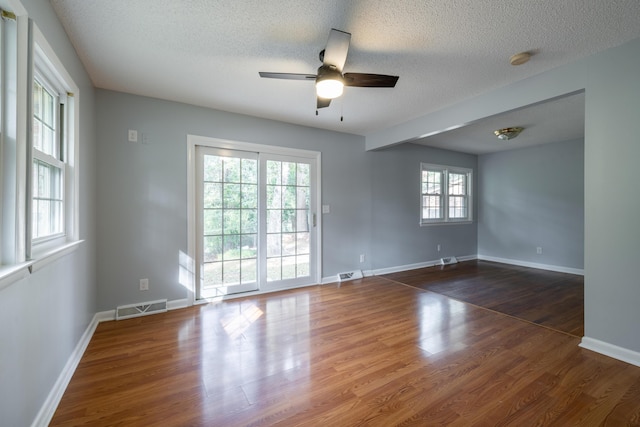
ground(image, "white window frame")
xmin=27 ymin=24 xmax=80 ymax=263
xmin=420 ymin=163 xmax=473 ymax=225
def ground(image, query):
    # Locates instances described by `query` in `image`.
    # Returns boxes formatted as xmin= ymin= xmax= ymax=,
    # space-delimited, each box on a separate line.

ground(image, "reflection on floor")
xmin=51 ymin=274 xmax=639 ymax=426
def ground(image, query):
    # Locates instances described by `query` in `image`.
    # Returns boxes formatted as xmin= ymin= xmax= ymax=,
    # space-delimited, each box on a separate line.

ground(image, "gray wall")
xmin=0 ymin=0 xmax=97 ymax=426
xmin=478 ymin=139 xmax=584 ymax=269
xmin=371 ymin=143 xmax=478 ymax=270
xmin=96 ymin=90 xmax=373 ymax=310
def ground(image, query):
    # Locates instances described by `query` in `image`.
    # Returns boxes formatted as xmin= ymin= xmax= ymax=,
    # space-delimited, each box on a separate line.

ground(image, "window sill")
xmin=30 ymin=239 xmax=84 ymax=273
xmin=0 ymin=262 xmax=34 ymax=292
xmin=0 ymin=240 xmax=85 ymax=291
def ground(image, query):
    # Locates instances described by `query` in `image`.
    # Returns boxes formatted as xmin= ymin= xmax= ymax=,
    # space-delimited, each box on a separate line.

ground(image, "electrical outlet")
xmin=140 ymin=278 xmax=149 ymax=291
xmin=437 ymin=244 xmax=441 ymax=252
xmin=536 ymin=247 xmax=543 ymax=255
xmin=128 ymin=129 xmax=138 ymax=142
xmin=359 ymin=254 xmax=365 ymax=263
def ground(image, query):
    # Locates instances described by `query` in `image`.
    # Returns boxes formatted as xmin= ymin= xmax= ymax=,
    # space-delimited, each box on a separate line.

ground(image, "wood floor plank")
xmin=382 ymin=260 xmax=584 ymax=336
xmin=51 ymin=271 xmax=639 ymax=426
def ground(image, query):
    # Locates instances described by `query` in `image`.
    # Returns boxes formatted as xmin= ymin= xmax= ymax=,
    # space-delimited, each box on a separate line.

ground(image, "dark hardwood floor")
xmin=382 ymin=260 xmax=584 ymax=336
xmin=50 ymin=267 xmax=640 ymax=426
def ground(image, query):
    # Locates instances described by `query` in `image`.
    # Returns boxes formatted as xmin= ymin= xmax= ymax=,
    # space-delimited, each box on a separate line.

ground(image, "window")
xmin=1 ymin=13 xmax=80 ymax=286
xmin=421 ymin=163 xmax=472 ymax=225
xmin=32 ymin=76 xmax=65 ymax=240
xmin=27 ymin=28 xmax=79 ymax=259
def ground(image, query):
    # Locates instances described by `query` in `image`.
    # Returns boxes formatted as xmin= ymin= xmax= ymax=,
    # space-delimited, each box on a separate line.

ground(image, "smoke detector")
xmin=510 ymin=52 xmax=531 ymax=66
xmin=494 ymin=127 xmax=524 ymax=141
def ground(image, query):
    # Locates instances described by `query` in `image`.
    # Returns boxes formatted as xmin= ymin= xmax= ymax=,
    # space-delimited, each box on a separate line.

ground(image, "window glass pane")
xmin=449 ymin=173 xmax=466 ymax=195
xmin=449 ymin=196 xmax=467 ymax=218
xmin=241 ymin=184 xmax=257 ymax=209
xmin=241 ymin=235 xmax=257 ymax=259
xmin=223 ymin=157 xmax=240 ymax=183
xmin=267 ymin=209 xmax=281 ymax=233
xmin=223 ymin=235 xmax=241 ymax=260
xmin=282 ymin=209 xmax=295 ymax=232
xmin=241 ymin=158 xmax=257 ymax=183
xmin=223 ymin=183 xmax=241 ymax=208
xmin=222 ymin=260 xmax=240 ymax=284
xmin=282 ymin=233 xmax=296 ymax=256
xmin=203 ymin=262 xmax=223 ymax=287
xmin=422 ymin=195 xmax=442 ymax=219
xmin=203 ymin=209 xmax=222 ymax=235
xmin=267 ymin=234 xmax=281 ymax=257
xmin=223 ymin=209 xmax=240 ymax=234
xmin=32 ymin=159 xmax=64 ymax=239
xmin=241 ymin=259 xmax=257 ymax=283
xmin=422 ymin=170 xmax=442 ymax=194
xmin=296 ymin=232 xmax=310 ymax=255
xmin=203 ymin=183 xmax=222 ymax=208
xmin=266 ymin=185 xmax=280 ymax=209
xmin=282 ymin=256 xmax=296 ymax=279
xmin=297 ymin=163 xmax=310 ymax=186
xmin=267 ymin=257 xmax=281 ymax=281
xmin=204 ymin=236 xmax=222 ymax=262
xmin=241 ymin=209 xmax=257 ymax=234
xmin=282 ymin=162 xmax=296 ymax=186
xmin=283 ymin=186 xmax=296 ymax=209
xmin=203 ymin=155 xmax=222 ymax=182
xmin=266 ymin=160 xmax=281 ymax=185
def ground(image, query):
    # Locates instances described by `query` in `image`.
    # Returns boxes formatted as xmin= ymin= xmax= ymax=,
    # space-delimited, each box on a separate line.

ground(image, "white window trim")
xmin=27 ymin=23 xmax=80 ymax=261
xmin=420 ymin=162 xmax=473 ymax=226
xmin=186 ymin=134 xmax=322 ymax=305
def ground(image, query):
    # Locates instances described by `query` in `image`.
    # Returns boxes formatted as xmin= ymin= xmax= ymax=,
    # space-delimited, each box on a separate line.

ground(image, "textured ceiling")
xmin=414 ymin=92 xmax=585 ymax=154
xmin=51 ymin=0 xmax=640 ymax=141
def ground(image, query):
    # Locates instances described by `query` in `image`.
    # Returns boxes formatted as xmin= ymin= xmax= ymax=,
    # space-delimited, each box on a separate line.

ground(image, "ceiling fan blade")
xmin=344 ymin=73 xmax=399 ymax=88
xmin=259 ymin=72 xmax=317 ymax=80
xmin=317 ymin=97 xmax=331 ymax=109
xmin=323 ymin=29 xmax=351 ymax=72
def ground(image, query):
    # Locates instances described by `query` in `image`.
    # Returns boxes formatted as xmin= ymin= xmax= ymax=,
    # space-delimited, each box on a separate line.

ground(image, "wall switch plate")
xmin=536 ymin=247 xmax=543 ymax=255
xmin=128 ymin=129 xmax=138 ymax=142
xmin=359 ymin=254 xmax=365 ymax=263
xmin=322 ymin=205 xmax=330 ymax=214
xmin=437 ymin=244 xmax=441 ymax=252
xmin=140 ymin=278 xmax=149 ymax=291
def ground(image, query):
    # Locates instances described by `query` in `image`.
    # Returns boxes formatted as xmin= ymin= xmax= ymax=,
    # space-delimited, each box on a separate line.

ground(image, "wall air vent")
xmin=337 ymin=270 xmax=363 ymax=282
xmin=116 ymin=299 xmax=168 ymax=320
xmin=440 ymin=256 xmax=459 ymax=266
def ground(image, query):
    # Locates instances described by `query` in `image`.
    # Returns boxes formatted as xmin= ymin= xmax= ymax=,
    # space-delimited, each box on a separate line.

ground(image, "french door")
xmin=195 ymin=144 xmax=318 ymax=299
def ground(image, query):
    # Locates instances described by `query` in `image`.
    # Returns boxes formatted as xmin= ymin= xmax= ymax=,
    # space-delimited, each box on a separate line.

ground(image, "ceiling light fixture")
xmin=494 ymin=127 xmax=524 ymax=140
xmin=315 ymin=67 xmax=344 ymax=99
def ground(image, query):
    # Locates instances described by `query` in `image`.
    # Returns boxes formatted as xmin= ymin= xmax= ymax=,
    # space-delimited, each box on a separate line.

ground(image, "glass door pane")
xmin=198 ymin=148 xmax=259 ymax=297
xmin=262 ymin=156 xmax=315 ymax=289
xmin=196 ymin=145 xmax=318 ymax=300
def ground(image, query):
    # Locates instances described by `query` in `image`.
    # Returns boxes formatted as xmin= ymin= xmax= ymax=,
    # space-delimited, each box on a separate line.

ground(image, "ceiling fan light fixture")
xmin=316 ymin=78 xmax=344 ymax=99
xmin=494 ymin=127 xmax=524 ymax=140
xmin=316 ymin=67 xmax=344 ymax=99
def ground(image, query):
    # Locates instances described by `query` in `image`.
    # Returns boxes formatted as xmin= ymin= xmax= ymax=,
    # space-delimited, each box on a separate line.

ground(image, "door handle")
xmin=313 ymin=213 xmax=317 ymax=227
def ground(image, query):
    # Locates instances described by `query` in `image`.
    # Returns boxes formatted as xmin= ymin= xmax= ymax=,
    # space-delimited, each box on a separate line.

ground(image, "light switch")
xmin=128 ymin=129 xmax=138 ymax=142
xmin=322 ymin=205 xmax=330 ymax=214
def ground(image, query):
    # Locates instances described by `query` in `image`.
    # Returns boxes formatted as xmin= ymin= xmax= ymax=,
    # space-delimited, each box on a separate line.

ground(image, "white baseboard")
xmin=580 ymin=337 xmax=640 ymax=367
xmin=477 ymin=254 xmax=584 ymax=276
xmin=31 ymin=312 xmax=100 ymax=427
xmin=34 ymin=297 xmax=196 ymax=426
xmin=371 ymin=254 xmax=477 ymax=276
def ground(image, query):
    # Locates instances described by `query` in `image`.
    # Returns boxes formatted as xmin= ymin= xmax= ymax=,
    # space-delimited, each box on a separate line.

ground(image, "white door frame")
xmin=186 ymin=134 xmax=322 ymax=304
